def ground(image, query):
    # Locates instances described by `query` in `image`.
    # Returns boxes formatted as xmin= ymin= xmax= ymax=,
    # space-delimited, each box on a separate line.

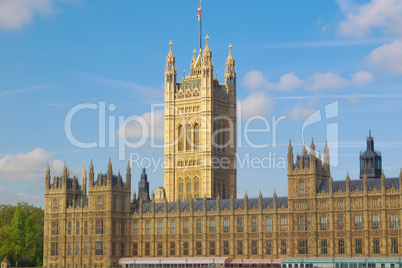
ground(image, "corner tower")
xmin=164 ymin=36 xmax=237 ymax=202
xmin=359 ymin=130 xmax=382 ymax=179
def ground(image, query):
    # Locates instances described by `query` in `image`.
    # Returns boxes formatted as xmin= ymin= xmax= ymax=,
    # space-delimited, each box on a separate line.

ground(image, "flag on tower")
xmin=197 ymin=5 xmax=201 ymax=21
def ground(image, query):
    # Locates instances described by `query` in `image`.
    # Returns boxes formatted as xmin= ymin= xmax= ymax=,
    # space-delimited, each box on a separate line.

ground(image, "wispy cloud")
xmin=258 ymin=38 xmax=393 ymax=49
xmin=0 ymin=86 xmax=45 ymax=97
xmin=0 ymin=187 xmax=44 ymax=206
xmin=272 ymin=94 xmax=402 ymax=100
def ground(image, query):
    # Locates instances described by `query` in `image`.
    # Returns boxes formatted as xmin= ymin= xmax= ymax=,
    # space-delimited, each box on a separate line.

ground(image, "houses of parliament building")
xmin=43 ymin=36 xmax=402 ymax=268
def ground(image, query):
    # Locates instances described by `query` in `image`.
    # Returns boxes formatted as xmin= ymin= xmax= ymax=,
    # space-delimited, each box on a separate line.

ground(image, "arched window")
xmin=194 ymin=123 xmax=200 ymax=150
xmin=186 ymin=179 xmax=191 ymax=193
xmin=299 ymin=180 xmax=305 ymax=195
xmin=178 ymin=125 xmax=184 ymax=151
xmin=179 ymin=179 xmax=184 ymax=193
xmin=186 ymin=124 xmax=191 ymax=151
xmin=194 ymin=179 xmax=200 ymax=199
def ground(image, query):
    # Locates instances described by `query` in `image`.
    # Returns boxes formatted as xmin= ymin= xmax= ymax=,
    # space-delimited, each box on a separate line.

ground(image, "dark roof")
xmin=317 ymin=178 xmax=399 ymax=193
xmin=132 ymin=197 xmax=288 ymax=214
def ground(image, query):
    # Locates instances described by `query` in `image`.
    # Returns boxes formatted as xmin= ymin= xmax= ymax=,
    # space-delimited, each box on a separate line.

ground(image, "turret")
xmin=107 ymin=157 xmax=112 ymax=187
xmin=132 ymin=189 xmax=136 ymax=202
xmin=62 ymin=162 xmax=68 ymax=191
xmin=399 ymin=170 xmax=402 ymax=193
xmin=287 ymin=139 xmax=293 ymax=171
xmin=126 ymin=161 xmax=131 ymax=191
xmin=381 ymin=172 xmax=386 ymax=194
xmin=165 ymin=41 xmax=177 ymax=95
xmin=201 ymin=35 xmax=213 ymax=87
xmin=363 ymin=173 xmax=368 ymax=194
xmin=310 ymin=138 xmax=316 ymax=166
xmin=329 ymin=174 xmax=333 ymax=197
xmin=138 ymin=167 xmax=150 ymax=201
xmin=273 ymin=190 xmax=277 ymax=211
xmin=81 ymin=163 xmax=87 ymax=195
xmin=346 ymin=172 xmax=350 ymax=195
xmin=45 ymin=162 xmax=50 ymax=190
xmin=324 ymin=141 xmax=330 ymax=173
xmin=89 ymin=159 xmax=94 ymax=189
xmin=244 ymin=191 xmax=248 ymax=212
xmin=224 ymin=43 xmax=236 ymax=94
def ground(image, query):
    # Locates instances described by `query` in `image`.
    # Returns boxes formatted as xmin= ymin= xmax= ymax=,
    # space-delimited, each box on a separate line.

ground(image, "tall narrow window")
xmin=223 ymin=241 xmax=229 ymax=255
xmin=355 ymin=239 xmax=362 ymax=254
xmin=196 ymin=241 xmax=202 ymax=255
xmin=298 ymin=216 xmax=307 ymax=231
xmin=280 ymin=217 xmax=287 ymax=232
xmin=121 ymin=221 xmax=125 ymax=235
xmin=84 ymin=221 xmax=88 ymax=235
xmin=251 ymin=240 xmax=258 ymax=255
xmin=392 ymin=238 xmax=399 ymax=254
xmin=298 ymin=240 xmax=308 ymax=254
xmin=183 ymin=242 xmax=189 ymax=256
xmin=266 ymin=217 xmax=272 ymax=232
xmin=133 ymin=221 xmax=138 ymax=235
xmin=75 ymin=243 xmax=80 ymax=255
xmin=170 ymin=242 xmax=175 ymax=256
xmin=265 ymin=240 xmax=272 ymax=254
xmin=280 ymin=240 xmax=287 ymax=255
xmin=145 ymin=221 xmax=150 ymax=235
xmin=355 ymin=215 xmax=362 ymax=229
xmin=133 ymin=243 xmax=138 ymax=256
xmin=84 ymin=243 xmax=88 ymax=256
xmin=157 ymin=220 xmax=163 ymax=235
xmin=223 ymin=218 xmax=229 ymax=233
xmin=299 ymin=180 xmax=305 ymax=194
xmin=183 ymin=219 xmax=189 ymax=234
xmin=210 ymin=219 xmax=215 ymax=233
xmin=75 ymin=222 xmax=80 ymax=235
xmin=209 ymin=241 xmax=216 ymax=255
xmin=186 ymin=124 xmax=191 ymax=150
xmin=373 ymin=238 xmax=380 ymax=254
xmin=321 ymin=216 xmax=328 ymax=230
xmin=51 ymin=221 xmax=58 ymax=236
xmin=96 ymin=219 xmax=103 ymax=235
xmin=338 ymin=239 xmax=345 ymax=254
xmin=237 ymin=241 xmax=243 ymax=255
xmin=337 ymin=214 xmax=344 ymax=230
xmin=196 ymin=219 xmax=202 ymax=233
xmin=321 ymin=240 xmax=328 ymax=255
xmin=144 ymin=243 xmax=150 ymax=256
xmin=372 ymin=214 xmax=380 ymax=229
xmin=178 ymin=125 xmax=184 ymax=151
xmin=251 ymin=217 xmax=257 ymax=233
xmin=157 ymin=243 xmax=163 ymax=256
xmin=51 ymin=242 xmax=58 ymax=256
xmin=194 ymin=123 xmax=200 ymax=150
xmin=237 ymin=218 xmax=243 ymax=233
xmin=170 ymin=220 xmax=176 ymax=235
xmin=68 ymin=222 xmax=72 ymax=235
xmin=391 ymin=214 xmax=398 ymax=229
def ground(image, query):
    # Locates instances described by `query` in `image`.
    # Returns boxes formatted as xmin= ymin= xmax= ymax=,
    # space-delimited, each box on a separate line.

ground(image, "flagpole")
xmin=199 ymin=0 xmax=202 ymax=50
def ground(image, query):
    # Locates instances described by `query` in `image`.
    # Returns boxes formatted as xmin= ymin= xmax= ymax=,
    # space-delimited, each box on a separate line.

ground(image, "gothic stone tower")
xmin=359 ymin=130 xmax=382 ymax=179
xmin=164 ymin=36 xmax=237 ymax=202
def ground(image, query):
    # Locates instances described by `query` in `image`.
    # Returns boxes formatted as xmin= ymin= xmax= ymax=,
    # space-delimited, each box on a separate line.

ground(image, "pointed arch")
xmin=194 ymin=123 xmax=200 ymax=150
xmin=186 ymin=124 xmax=191 ymax=151
xmin=178 ymin=125 xmax=184 ymax=151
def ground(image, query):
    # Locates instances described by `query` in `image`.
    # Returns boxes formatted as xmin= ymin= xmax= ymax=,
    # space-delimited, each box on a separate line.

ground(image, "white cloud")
xmin=238 ymin=93 xmax=274 ymax=121
xmin=367 ymin=40 xmax=402 ymax=75
xmin=117 ymin=109 xmax=164 ymax=140
xmin=0 ymin=0 xmax=56 ymax=31
xmin=0 ymin=148 xmax=63 ymax=183
xmin=243 ymin=71 xmax=368 ymax=92
xmin=0 ymin=187 xmax=44 ymax=206
xmin=305 ymin=72 xmax=349 ymax=91
xmin=243 ymin=71 xmax=303 ymax=91
xmin=351 ymin=70 xmax=375 ymax=85
xmin=274 ymin=72 xmax=304 ymax=91
xmin=287 ymin=101 xmax=316 ymax=121
xmin=242 ymin=70 xmax=269 ymax=90
xmin=337 ymin=0 xmax=402 ymax=38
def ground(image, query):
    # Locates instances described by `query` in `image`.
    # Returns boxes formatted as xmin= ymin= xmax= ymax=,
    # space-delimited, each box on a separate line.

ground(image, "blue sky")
xmin=1 ymin=0 xmax=402 ymax=206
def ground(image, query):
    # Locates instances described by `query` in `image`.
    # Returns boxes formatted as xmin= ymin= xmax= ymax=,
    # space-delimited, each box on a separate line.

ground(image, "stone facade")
xmin=43 ymin=38 xmax=402 ymax=268
xmin=164 ymin=36 xmax=237 ymax=202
